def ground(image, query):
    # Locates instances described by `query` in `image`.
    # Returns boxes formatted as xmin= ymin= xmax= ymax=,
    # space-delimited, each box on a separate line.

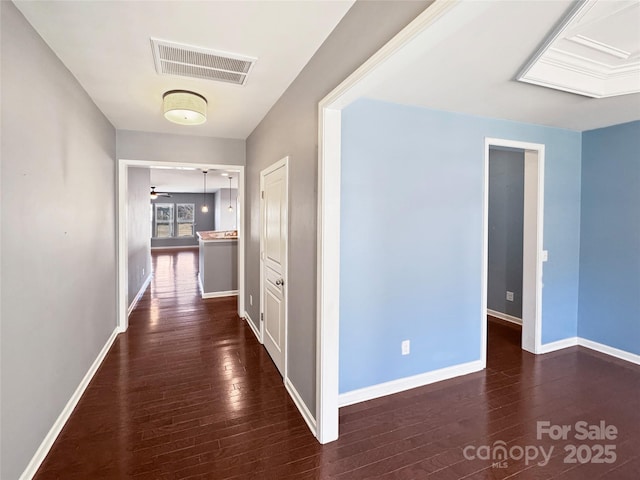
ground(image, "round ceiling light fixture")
xmin=163 ymin=90 xmax=207 ymax=125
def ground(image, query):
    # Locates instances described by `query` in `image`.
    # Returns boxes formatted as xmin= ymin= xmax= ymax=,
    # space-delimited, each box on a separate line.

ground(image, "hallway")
xmin=35 ymin=248 xmax=312 ymax=479
xmin=34 ymin=249 xmax=640 ymax=479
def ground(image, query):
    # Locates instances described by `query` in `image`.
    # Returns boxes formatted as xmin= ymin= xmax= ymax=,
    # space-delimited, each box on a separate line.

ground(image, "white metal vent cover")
xmin=151 ymin=38 xmax=256 ymax=86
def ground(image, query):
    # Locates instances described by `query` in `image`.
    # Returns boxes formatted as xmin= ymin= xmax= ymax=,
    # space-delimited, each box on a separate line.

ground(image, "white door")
xmin=261 ymin=158 xmax=288 ymax=376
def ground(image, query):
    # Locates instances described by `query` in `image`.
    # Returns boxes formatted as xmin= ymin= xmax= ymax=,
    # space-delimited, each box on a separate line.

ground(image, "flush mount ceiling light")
xmin=163 ymin=90 xmax=207 ymax=125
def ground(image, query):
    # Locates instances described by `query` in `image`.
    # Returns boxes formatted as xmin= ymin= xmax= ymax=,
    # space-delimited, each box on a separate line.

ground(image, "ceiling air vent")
xmin=151 ymin=38 xmax=256 ymax=86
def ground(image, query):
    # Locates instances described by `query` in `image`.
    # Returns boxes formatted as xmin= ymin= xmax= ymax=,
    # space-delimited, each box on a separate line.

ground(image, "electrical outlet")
xmin=506 ymin=291 xmax=514 ymax=302
xmin=542 ymin=250 xmax=549 ymax=262
xmin=142 ymin=268 xmax=145 ymax=277
xmin=250 ymin=295 xmax=253 ymax=306
xmin=401 ymin=340 xmax=410 ymax=356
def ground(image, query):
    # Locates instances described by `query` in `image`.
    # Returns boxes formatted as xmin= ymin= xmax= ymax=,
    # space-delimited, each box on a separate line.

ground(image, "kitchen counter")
xmin=197 ymin=230 xmax=238 ymax=242
xmin=197 ymin=231 xmax=238 ymax=298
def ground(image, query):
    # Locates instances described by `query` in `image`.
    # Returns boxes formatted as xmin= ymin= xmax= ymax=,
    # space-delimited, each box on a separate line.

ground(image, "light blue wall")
xmin=340 ymin=98 xmax=581 ymax=393
xmin=578 ymin=121 xmax=640 ymax=354
xmin=488 ymin=148 xmax=524 ymax=318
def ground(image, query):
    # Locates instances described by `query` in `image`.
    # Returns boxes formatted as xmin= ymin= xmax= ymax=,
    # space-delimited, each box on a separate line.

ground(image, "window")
xmin=176 ymin=203 xmax=195 ymax=237
xmin=152 ymin=203 xmax=196 ymax=238
xmin=154 ymin=203 xmax=174 ymax=238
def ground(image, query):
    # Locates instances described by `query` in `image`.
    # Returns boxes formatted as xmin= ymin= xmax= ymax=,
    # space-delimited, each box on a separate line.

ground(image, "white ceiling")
xmin=148 ymin=167 xmax=238 ymax=194
xmin=14 ymin=0 xmax=639 ymax=137
xmin=518 ymin=0 xmax=640 ymax=98
xmin=360 ymin=0 xmax=640 ymax=131
xmin=15 ymin=0 xmax=354 ymax=139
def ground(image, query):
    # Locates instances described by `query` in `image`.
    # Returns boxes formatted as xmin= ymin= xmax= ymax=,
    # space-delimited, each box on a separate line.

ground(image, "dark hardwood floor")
xmin=34 ymin=249 xmax=640 ymax=479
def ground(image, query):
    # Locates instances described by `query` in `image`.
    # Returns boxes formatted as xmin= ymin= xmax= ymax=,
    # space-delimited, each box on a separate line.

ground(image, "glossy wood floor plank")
xmin=34 ymin=251 xmax=640 ymax=479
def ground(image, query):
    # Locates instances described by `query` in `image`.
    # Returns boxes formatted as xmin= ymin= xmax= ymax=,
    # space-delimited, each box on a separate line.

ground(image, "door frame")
xmin=482 ymin=139 xmax=545 ymax=361
xmin=316 ymin=0 xmax=462 ymax=445
xmin=259 ymin=156 xmax=289 ymax=379
xmin=117 ymin=159 xmax=246 ymax=332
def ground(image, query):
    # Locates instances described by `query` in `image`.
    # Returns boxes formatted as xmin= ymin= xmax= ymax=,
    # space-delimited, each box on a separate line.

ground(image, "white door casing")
xmin=117 ymin=160 xmax=246 ymax=332
xmin=260 ymin=157 xmax=288 ymax=377
xmin=482 ymin=138 xmax=545 ymax=358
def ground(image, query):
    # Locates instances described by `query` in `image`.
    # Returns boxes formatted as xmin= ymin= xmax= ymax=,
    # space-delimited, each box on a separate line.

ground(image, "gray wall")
xmin=488 ymin=148 xmax=525 ymax=318
xmin=151 ymin=193 xmax=215 ymax=247
xmin=214 ymin=188 xmax=239 ymax=231
xmin=117 ymin=130 xmax=245 ymax=166
xmin=127 ymin=167 xmax=152 ymax=308
xmin=245 ymin=0 xmax=431 ymax=414
xmin=200 ymin=241 xmax=238 ymax=294
xmin=1 ymin=3 xmax=117 ymax=479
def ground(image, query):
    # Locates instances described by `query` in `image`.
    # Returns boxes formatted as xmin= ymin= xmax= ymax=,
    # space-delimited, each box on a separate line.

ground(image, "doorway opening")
xmin=315 ymin=2 xmax=547 ymax=445
xmin=117 ymin=159 xmax=246 ymax=332
xmin=486 ymin=146 xmax=525 ymax=357
xmin=482 ymin=138 xmax=545 ymax=363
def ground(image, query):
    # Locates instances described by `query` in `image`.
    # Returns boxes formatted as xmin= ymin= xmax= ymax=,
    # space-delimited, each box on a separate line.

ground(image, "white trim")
xmin=19 ymin=327 xmax=122 ymax=480
xmin=332 ymin=339 xmax=640 ymax=412
xmin=536 ymin=337 xmax=640 ymax=366
xmin=117 ymin=159 xmax=246 ymax=332
xmin=201 ymin=290 xmax=238 ymax=299
xmin=338 ymin=360 xmax=484 ymax=408
xmin=285 ymin=377 xmax=317 ymax=437
xmin=316 ymin=107 xmax=342 ymax=443
xmin=243 ymin=311 xmax=263 ymax=344
xmin=117 ymin=163 xmax=129 ymax=331
xmin=150 ymin=245 xmax=198 ymax=250
xmin=237 ymin=167 xmax=246 ymax=319
xmin=487 ymin=309 xmax=523 ymax=326
xmin=538 ymin=336 xmax=578 ymax=354
xmin=317 ymin=0 xmax=462 ymax=109
xmin=127 ymin=272 xmax=152 ymax=317
xmin=316 ymin=0 xmax=465 ymax=444
xmin=578 ymin=338 xmax=640 ymax=365
xmin=480 ymin=141 xmax=489 ymax=370
xmin=484 ymin=138 xmax=545 ymax=356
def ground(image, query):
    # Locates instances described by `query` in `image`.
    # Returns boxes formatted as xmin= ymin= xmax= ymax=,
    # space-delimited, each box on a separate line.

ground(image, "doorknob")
xmin=275 ymin=278 xmax=284 ymax=286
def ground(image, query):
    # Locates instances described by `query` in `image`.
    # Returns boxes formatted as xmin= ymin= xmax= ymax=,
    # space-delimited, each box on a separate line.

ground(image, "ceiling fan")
xmin=150 ymin=186 xmax=171 ymax=199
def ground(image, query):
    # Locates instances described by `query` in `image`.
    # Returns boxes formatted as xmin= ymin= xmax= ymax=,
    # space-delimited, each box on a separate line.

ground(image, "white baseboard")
xmin=284 ymin=377 xmax=317 ymax=437
xmin=578 ymin=338 xmax=640 ymax=365
xmin=127 ymin=272 xmax=152 ymax=316
xmin=338 ymin=359 xmax=484 ymax=408
xmin=243 ymin=311 xmax=262 ymax=344
xmin=536 ymin=336 xmax=639 ymax=365
xmin=487 ymin=309 xmax=522 ymax=326
xmin=202 ymin=289 xmax=238 ymax=299
xmin=538 ymin=336 xmax=578 ymax=354
xmin=19 ymin=326 xmax=122 ymax=480
xmin=198 ymin=275 xmax=237 ymax=299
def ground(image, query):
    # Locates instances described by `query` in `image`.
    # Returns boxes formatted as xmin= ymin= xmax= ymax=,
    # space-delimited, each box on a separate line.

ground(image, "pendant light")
xmin=201 ymin=170 xmax=209 ymax=213
xmin=228 ymin=176 xmax=234 ymax=212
